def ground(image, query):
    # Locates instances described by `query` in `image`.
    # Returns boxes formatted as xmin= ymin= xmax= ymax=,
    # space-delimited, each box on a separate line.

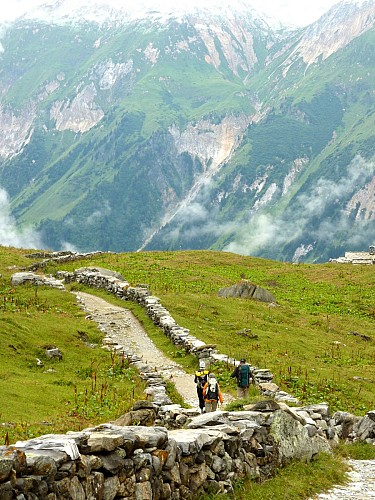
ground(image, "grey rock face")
xmin=218 ymin=280 xmax=276 ymax=303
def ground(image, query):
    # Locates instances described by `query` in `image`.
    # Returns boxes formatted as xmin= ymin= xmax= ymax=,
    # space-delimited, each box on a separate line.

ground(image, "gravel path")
xmin=310 ymin=459 xmax=375 ymax=499
xmin=74 ymin=291 xmax=232 ymax=410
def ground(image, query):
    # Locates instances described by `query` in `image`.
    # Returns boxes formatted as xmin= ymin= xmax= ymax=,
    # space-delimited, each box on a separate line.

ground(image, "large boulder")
xmin=269 ymin=410 xmax=332 ymax=465
xmin=113 ymin=409 xmax=156 ymax=427
xmin=218 ymin=280 xmax=276 ymax=304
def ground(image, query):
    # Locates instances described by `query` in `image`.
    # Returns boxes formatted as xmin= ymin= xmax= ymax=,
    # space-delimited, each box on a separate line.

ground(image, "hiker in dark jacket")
xmin=231 ymin=358 xmax=252 ymax=399
xmin=194 ymin=360 xmax=209 ymax=413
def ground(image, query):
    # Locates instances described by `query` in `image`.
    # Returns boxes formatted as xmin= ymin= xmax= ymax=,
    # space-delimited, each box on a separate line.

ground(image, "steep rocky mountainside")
xmin=0 ymin=0 xmax=374 ymax=262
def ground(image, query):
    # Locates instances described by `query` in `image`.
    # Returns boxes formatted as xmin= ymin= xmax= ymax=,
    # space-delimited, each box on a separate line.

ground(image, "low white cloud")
xmin=60 ymin=241 xmax=80 ymax=252
xmin=85 ymin=200 xmax=111 ymax=225
xmin=0 ymin=187 xmax=43 ymax=249
xmin=178 ymin=202 xmax=208 ymax=223
xmin=161 ymin=155 xmax=374 ymax=260
xmin=0 ymin=0 xmax=344 ymax=27
xmin=224 ymin=155 xmax=375 ymax=259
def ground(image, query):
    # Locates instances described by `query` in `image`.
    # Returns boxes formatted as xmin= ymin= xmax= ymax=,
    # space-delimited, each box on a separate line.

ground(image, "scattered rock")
xmin=348 ymin=331 xmax=371 ymax=341
xmin=244 ymin=400 xmax=281 ymax=412
xmin=45 ymin=348 xmax=62 ymax=360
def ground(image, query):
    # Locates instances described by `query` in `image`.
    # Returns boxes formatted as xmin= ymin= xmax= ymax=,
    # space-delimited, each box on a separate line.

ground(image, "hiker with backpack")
xmin=194 ymin=360 xmax=209 ymax=413
xmin=231 ymin=358 xmax=253 ymax=399
xmin=203 ymin=373 xmax=223 ymax=412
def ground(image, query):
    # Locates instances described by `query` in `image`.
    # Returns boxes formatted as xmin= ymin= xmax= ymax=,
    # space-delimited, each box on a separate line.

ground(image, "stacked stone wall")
xmin=1 ymin=401 xmax=335 ymax=499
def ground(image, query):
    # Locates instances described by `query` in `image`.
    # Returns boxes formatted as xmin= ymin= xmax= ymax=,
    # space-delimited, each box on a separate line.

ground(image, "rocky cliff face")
xmin=169 ymin=114 xmax=250 ymax=172
xmin=0 ymin=104 xmax=36 ymax=159
xmin=50 ymin=83 xmax=104 ymax=133
xmin=191 ymin=17 xmax=263 ymax=78
xmin=345 ymin=176 xmax=375 ymax=221
xmin=282 ymin=1 xmax=375 ymax=68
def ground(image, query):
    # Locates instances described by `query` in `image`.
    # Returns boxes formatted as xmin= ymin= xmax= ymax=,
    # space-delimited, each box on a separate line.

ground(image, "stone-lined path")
xmin=311 ymin=459 xmax=375 ymax=499
xmin=74 ymin=292 xmax=233 ymax=410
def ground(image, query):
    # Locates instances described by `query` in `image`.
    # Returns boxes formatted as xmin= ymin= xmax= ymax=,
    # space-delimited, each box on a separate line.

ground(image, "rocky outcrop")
xmin=282 ymin=1 xmax=375 ymax=69
xmin=91 ymin=58 xmax=133 ymax=91
xmin=0 ymin=103 xmax=36 ymax=160
xmin=282 ymin=157 xmax=309 ymax=196
xmin=218 ymin=279 xmax=276 ymax=303
xmin=50 ymin=83 xmax=104 ymax=133
xmin=345 ymin=176 xmax=375 ymax=222
xmin=193 ymin=16 xmax=259 ymax=78
xmin=169 ymin=115 xmax=250 ymax=172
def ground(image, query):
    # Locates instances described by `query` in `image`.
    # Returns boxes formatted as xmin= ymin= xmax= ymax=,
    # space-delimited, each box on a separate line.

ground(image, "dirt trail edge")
xmin=74 ymin=292 xmax=233 ymax=410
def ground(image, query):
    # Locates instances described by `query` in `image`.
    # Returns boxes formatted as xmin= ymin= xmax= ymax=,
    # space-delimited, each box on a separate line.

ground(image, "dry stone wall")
xmin=0 ymin=402 xmax=334 ymax=500
xmin=3 ymin=398 xmax=375 ymax=499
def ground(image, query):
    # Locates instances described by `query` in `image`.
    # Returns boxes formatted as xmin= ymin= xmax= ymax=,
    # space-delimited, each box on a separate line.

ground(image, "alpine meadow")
xmin=1 ymin=1 xmax=375 ymax=497
xmin=1 ymin=247 xmax=375 ymax=498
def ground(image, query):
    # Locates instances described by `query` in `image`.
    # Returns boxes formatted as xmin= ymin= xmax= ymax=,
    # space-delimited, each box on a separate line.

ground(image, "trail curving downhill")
xmin=74 ymin=291 xmax=233 ymax=409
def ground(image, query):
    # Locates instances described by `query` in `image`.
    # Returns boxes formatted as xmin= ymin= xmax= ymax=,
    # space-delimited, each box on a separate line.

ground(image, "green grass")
xmin=228 ymin=442 xmax=375 ymax=500
xmin=0 ymin=247 xmax=147 ymax=444
xmin=1 ymin=246 xmax=375 ymax=497
xmin=230 ymin=452 xmax=348 ymax=500
xmin=41 ymin=249 xmax=375 ymax=415
xmin=338 ymin=441 xmax=375 ymax=460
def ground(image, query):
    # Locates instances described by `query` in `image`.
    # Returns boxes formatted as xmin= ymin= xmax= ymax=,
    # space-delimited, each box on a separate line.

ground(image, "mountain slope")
xmin=0 ymin=0 xmax=374 ymax=261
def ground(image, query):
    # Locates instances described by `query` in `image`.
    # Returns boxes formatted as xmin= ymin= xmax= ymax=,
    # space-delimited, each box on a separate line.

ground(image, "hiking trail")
xmin=74 ymin=292 xmax=234 ymax=410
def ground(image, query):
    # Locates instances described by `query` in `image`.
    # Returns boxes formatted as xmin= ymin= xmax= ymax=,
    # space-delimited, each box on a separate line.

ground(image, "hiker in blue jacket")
xmin=231 ymin=358 xmax=252 ymax=399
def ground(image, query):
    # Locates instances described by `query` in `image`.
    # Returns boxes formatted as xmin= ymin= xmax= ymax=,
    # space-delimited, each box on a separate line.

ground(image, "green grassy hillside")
xmin=1 ymin=246 xmax=375 ymax=497
xmin=1 ymin=18 xmax=374 ymax=260
xmin=41 ymin=250 xmax=375 ymax=407
xmin=0 ymin=247 xmax=147 ymax=444
xmin=1 ymin=246 xmax=374 ymax=442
